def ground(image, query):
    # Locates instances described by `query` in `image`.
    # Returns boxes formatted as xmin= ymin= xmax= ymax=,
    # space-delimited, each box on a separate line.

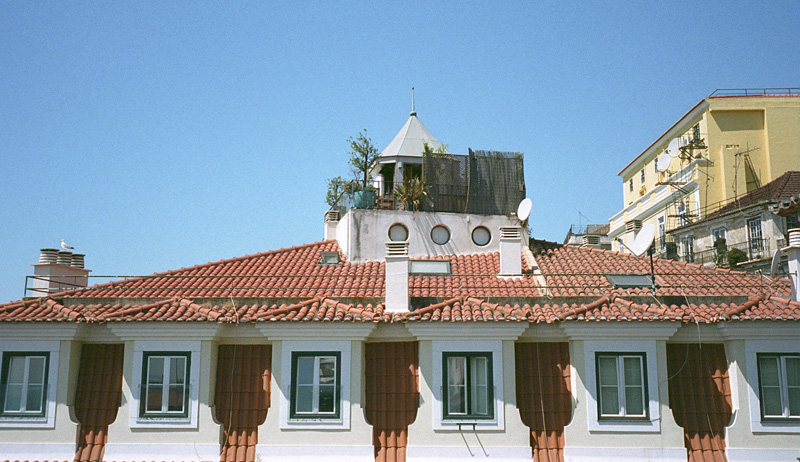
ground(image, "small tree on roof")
xmin=348 ymin=129 xmax=381 ymax=190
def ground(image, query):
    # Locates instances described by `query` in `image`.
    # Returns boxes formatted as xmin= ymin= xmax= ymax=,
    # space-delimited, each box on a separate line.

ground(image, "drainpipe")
xmin=385 ymin=241 xmax=409 ymax=312
xmin=785 ymin=228 xmax=800 ymax=302
xmin=499 ymin=226 xmax=522 ymax=276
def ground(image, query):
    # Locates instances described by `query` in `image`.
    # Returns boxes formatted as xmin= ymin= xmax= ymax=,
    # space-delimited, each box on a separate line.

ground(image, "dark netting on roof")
xmin=423 ymin=148 xmax=525 ymax=215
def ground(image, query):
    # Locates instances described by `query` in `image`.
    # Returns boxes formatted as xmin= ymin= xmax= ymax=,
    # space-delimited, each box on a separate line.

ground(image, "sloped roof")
xmin=702 ymin=171 xmax=800 ymax=222
xmin=1 ymin=239 xmax=797 ymax=324
xmin=379 ymin=112 xmax=444 ymax=158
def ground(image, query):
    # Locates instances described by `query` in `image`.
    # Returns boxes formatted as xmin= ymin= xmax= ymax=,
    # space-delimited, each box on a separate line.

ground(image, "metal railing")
xmin=710 ymin=88 xmax=799 ymax=97
xmin=680 ymin=238 xmax=770 ymax=266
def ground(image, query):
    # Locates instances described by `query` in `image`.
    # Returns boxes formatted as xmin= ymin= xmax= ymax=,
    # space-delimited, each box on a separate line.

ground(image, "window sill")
xmin=282 ymin=418 xmax=347 ymax=430
xmin=130 ymin=417 xmax=195 ymax=429
xmin=751 ymin=419 xmax=800 ymax=434
xmin=0 ymin=415 xmax=53 ymax=428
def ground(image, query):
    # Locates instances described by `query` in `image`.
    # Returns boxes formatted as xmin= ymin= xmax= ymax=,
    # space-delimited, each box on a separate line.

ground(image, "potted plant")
xmin=348 ymin=129 xmax=381 ymax=209
xmin=394 ymin=177 xmax=426 ymax=211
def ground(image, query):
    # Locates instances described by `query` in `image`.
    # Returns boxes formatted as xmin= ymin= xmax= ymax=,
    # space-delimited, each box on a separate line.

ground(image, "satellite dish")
xmin=768 ymin=249 xmax=781 ymax=276
xmin=517 ymin=198 xmax=532 ymax=222
xmin=656 ymin=153 xmax=671 ymax=172
xmin=630 ymin=223 xmax=656 ymax=256
xmin=666 ymin=138 xmax=681 ymax=157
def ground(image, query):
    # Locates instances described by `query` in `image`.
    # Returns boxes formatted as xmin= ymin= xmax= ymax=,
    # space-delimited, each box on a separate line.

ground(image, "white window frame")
xmin=0 ymin=341 xmax=59 ymax=428
xmin=130 ymin=341 xmax=200 ymax=429
xmin=584 ymin=339 xmax=660 ymax=432
xmin=431 ymin=339 xmax=504 ymax=430
xmin=757 ymin=353 xmax=799 ymax=420
xmin=290 ymin=352 xmax=340 ymax=419
xmin=746 ymin=339 xmax=800 ymax=433
xmin=139 ymin=353 xmax=190 ymax=418
xmin=596 ymin=353 xmax=648 ymax=419
xmin=280 ymin=340 xmax=351 ymax=430
xmin=712 ymin=226 xmax=727 ymax=244
xmin=747 ymin=217 xmax=764 ymax=254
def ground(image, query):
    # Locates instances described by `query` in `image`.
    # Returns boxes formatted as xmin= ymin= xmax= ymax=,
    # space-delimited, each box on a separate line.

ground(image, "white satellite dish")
xmin=630 ymin=223 xmax=656 ymax=256
xmin=517 ymin=198 xmax=532 ymax=222
xmin=666 ymin=138 xmax=681 ymax=158
xmin=656 ymin=153 xmax=671 ymax=172
xmin=768 ymin=249 xmax=781 ymax=276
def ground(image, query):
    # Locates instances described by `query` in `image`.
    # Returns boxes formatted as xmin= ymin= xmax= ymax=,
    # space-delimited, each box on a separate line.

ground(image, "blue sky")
xmin=1 ymin=1 xmax=798 ymax=303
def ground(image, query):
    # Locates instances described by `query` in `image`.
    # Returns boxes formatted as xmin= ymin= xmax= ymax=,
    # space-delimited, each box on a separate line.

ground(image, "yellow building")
xmin=609 ymin=89 xmax=800 ymax=256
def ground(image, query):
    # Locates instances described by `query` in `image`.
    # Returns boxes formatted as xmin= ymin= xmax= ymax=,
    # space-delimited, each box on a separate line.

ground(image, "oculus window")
xmin=596 ymin=353 xmax=648 ymax=420
xmin=471 ymin=226 xmax=491 ymax=247
xmin=431 ymin=225 xmax=451 ymax=245
xmin=140 ymin=352 xmax=190 ymax=419
xmin=0 ymin=352 xmax=49 ymax=418
xmin=442 ymin=352 xmax=493 ymax=420
xmin=388 ymin=223 xmax=409 ymax=242
xmin=758 ymin=353 xmax=800 ymax=421
xmin=291 ymin=352 xmax=341 ymax=419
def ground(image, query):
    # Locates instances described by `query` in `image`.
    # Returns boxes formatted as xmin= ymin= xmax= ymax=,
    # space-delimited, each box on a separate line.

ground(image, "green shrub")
xmin=727 ymin=248 xmax=747 ymax=267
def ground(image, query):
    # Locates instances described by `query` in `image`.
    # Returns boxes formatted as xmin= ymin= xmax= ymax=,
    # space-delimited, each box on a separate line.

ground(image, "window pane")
xmin=146 ymin=384 xmax=163 ymax=412
xmin=295 ymin=385 xmax=313 ymax=413
xmin=26 ymin=384 xmax=43 ymax=412
xmin=598 ymin=357 xmax=617 ymax=386
xmin=167 ymin=384 xmax=184 ymax=412
xmin=148 ymin=357 xmax=164 ymax=384
xmin=788 ymin=387 xmax=800 ymax=417
xmin=448 ymin=357 xmax=465 ymax=386
xmin=473 ymin=357 xmax=488 ymax=386
xmin=473 ymin=384 xmax=488 ymax=415
xmin=759 ymin=357 xmax=779 ymax=386
xmin=7 ymin=357 xmax=24 ymax=383
xmin=169 ymin=357 xmax=185 ymax=385
xmin=448 ymin=383 xmax=466 ymax=414
xmin=625 ymin=385 xmax=644 ymax=415
xmin=623 ymin=357 xmax=642 ymax=386
xmin=785 ymin=357 xmax=800 ymax=387
xmin=4 ymin=384 xmax=22 ymax=411
xmin=600 ymin=386 xmax=619 ymax=415
xmin=296 ymin=357 xmax=314 ymax=385
xmin=318 ymin=357 xmax=336 ymax=385
xmin=318 ymin=384 xmax=335 ymax=413
xmin=27 ymin=357 xmax=46 ymax=384
xmin=762 ymin=387 xmax=782 ymax=416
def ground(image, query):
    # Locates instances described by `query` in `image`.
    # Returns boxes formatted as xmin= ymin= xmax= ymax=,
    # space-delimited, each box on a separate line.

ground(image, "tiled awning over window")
xmin=73 ymin=343 xmax=125 ymax=462
xmin=667 ymin=344 xmax=732 ymax=462
xmin=365 ymin=342 xmax=419 ymax=462
xmin=215 ymin=345 xmax=272 ymax=462
xmin=515 ymin=342 xmax=572 ymax=462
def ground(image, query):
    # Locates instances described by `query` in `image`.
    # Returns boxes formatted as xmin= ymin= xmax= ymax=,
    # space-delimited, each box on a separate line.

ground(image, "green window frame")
xmin=757 ymin=353 xmax=800 ymax=421
xmin=290 ymin=351 xmax=341 ymax=420
xmin=596 ymin=352 xmax=648 ymax=420
xmin=0 ymin=352 xmax=49 ymax=418
xmin=139 ymin=352 xmax=190 ymax=419
xmin=442 ymin=352 xmax=493 ymax=420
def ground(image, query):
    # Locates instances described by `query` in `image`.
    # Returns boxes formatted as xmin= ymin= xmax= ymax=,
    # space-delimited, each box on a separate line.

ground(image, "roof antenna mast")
xmin=411 ymin=87 xmax=416 ymax=116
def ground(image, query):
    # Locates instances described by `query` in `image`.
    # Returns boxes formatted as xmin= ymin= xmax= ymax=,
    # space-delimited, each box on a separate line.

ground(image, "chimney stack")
xmin=785 ymin=228 xmax=800 ymax=302
xmin=30 ymin=248 xmax=90 ymax=296
xmin=324 ymin=210 xmax=340 ymax=240
xmin=624 ymin=220 xmax=642 ymax=252
xmin=385 ymin=241 xmax=409 ymax=312
xmin=499 ymin=226 xmax=522 ymax=277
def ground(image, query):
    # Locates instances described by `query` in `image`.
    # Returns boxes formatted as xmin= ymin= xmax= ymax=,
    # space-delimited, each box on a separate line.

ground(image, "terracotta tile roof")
xmin=365 ymin=342 xmax=419 ymax=462
xmin=701 ymin=171 xmax=800 ymax=222
xmin=667 ymin=344 xmax=732 ymax=462
xmin=1 ymin=239 xmax=797 ymax=325
xmin=515 ymin=342 xmax=571 ymax=462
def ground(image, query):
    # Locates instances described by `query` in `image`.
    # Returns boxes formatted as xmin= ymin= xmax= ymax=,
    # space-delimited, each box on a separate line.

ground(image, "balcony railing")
xmin=679 ymin=238 xmax=770 ymax=266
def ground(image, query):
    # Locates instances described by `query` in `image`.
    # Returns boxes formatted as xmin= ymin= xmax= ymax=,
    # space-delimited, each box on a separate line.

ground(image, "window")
xmin=785 ymin=215 xmax=799 ymax=233
xmin=677 ymin=201 xmax=687 ymax=227
xmin=0 ymin=352 xmax=49 ymax=417
xmin=442 ymin=352 xmax=493 ymax=420
xmin=680 ymin=235 xmax=694 ymax=263
xmin=290 ymin=352 xmax=340 ymax=419
xmin=409 ymin=260 xmax=451 ymax=275
xmin=747 ymin=217 xmax=763 ymax=254
xmin=388 ymin=223 xmax=409 ymax=241
xmin=693 ymin=124 xmax=700 ymax=143
xmin=640 ymin=169 xmax=645 ymax=184
xmin=757 ymin=353 xmax=799 ymax=421
xmin=431 ymin=225 xmax=450 ymax=245
xmin=657 ymin=216 xmax=665 ymax=250
xmin=712 ymin=227 xmax=727 ymax=245
xmin=471 ymin=226 xmax=491 ymax=246
xmin=629 ymin=179 xmax=633 ymax=192
xmin=139 ymin=352 xmax=190 ymax=419
xmin=596 ymin=353 xmax=648 ymax=419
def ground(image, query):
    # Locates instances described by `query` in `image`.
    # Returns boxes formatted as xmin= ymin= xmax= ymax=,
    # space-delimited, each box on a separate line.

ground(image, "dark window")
xmin=140 ymin=352 xmax=190 ymax=419
xmin=290 ymin=352 xmax=341 ymax=419
xmin=442 ymin=352 xmax=493 ymax=420
xmin=0 ymin=352 xmax=49 ymax=417
xmin=596 ymin=352 xmax=648 ymax=420
xmin=757 ymin=353 xmax=800 ymax=421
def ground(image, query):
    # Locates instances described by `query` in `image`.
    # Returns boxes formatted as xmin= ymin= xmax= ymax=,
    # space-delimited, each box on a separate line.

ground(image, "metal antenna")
xmin=411 ymin=87 xmax=416 ymax=116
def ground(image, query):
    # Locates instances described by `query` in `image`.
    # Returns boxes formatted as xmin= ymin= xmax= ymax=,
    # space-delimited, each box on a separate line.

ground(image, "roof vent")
xmin=57 ymin=251 xmax=73 ymax=266
xmin=71 ymin=254 xmax=85 ymax=269
xmin=386 ymin=241 xmax=409 ymax=257
xmin=582 ymin=235 xmax=601 ymax=246
xmin=324 ymin=210 xmax=341 ymax=240
xmin=39 ymin=248 xmax=59 ymax=264
xmin=625 ymin=220 xmax=642 ymax=232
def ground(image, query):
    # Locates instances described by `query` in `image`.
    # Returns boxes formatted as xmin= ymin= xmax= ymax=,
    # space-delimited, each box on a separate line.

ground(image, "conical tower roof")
xmin=379 ymin=110 xmax=445 ymax=158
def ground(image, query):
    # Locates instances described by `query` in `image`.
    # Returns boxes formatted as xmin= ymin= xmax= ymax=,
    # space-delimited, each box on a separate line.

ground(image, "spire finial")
xmin=410 ymin=87 xmax=416 ymax=116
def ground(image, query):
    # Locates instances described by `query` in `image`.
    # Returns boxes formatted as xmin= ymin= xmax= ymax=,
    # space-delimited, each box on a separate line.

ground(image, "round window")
xmin=431 ymin=225 xmax=451 ymax=245
xmin=388 ymin=223 xmax=409 ymax=241
xmin=472 ymin=226 xmax=491 ymax=246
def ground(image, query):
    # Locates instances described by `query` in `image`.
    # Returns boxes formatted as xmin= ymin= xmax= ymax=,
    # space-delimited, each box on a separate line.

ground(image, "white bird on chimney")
xmin=61 ymin=239 xmax=74 ymax=250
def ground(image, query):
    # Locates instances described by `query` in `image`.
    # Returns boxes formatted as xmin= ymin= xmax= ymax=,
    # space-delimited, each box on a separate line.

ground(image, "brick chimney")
xmin=499 ymin=226 xmax=522 ymax=276
xmin=385 ymin=241 xmax=409 ymax=312
xmin=30 ymin=248 xmax=90 ymax=296
xmin=785 ymin=228 xmax=800 ymax=302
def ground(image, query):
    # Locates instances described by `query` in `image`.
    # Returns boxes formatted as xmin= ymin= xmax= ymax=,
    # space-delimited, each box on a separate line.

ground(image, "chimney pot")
xmin=57 ymin=251 xmax=73 ymax=266
xmin=39 ymin=248 xmax=59 ymax=264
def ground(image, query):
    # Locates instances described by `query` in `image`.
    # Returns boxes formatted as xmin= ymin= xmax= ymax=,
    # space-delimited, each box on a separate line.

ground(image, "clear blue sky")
xmin=1 ymin=1 xmax=798 ymax=303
